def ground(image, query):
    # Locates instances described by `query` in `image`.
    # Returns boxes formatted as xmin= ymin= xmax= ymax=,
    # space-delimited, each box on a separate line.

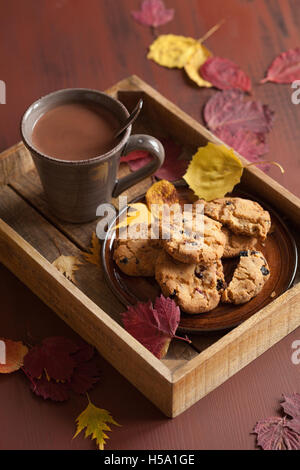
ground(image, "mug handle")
xmin=112 ymin=134 xmax=165 ymax=198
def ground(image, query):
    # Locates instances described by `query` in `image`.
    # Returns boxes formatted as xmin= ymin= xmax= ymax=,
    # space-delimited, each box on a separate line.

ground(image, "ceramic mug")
xmin=20 ymin=88 xmax=165 ymax=223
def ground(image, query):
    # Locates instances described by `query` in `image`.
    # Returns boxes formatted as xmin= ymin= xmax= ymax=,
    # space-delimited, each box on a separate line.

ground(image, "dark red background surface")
xmin=0 ymin=0 xmax=299 ymax=450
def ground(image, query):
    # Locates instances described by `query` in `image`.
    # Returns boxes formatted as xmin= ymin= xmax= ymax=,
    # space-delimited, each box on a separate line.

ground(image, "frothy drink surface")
xmin=32 ymin=102 xmax=120 ymax=161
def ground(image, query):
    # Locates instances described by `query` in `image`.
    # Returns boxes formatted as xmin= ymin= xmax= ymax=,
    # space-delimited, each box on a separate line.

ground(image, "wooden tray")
xmin=0 ymin=75 xmax=300 ymax=418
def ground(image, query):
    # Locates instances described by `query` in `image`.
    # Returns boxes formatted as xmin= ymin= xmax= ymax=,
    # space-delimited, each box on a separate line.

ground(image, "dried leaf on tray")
xmin=121 ymin=295 xmax=189 ymax=359
xmin=84 ymin=232 xmax=101 ymax=267
xmin=146 ymin=180 xmax=179 ymax=215
xmin=121 ymin=138 xmax=186 ymax=181
xmin=0 ymin=339 xmax=28 ymax=374
xmin=183 ymin=142 xmax=243 ymax=201
xmin=74 ymin=397 xmax=120 ymax=450
xmin=200 ymin=56 xmax=251 ymax=92
xmin=131 ymin=0 xmax=174 ymax=28
xmin=52 ymin=255 xmax=82 ymax=283
xmin=261 ymin=47 xmax=300 ymax=84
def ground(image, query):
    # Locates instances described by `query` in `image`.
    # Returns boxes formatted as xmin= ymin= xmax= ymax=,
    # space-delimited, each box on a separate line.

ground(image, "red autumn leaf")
xmin=281 ymin=393 xmax=300 ymax=434
xmin=204 ymin=89 xmax=275 ymax=135
xmin=200 ymin=57 xmax=251 ymax=92
xmin=29 ymin=376 xmax=70 ymax=402
xmin=261 ymin=47 xmax=300 ymax=84
xmin=122 ymin=295 xmax=189 ymax=359
xmin=0 ymin=338 xmax=28 ymax=374
xmin=253 ymin=416 xmax=300 ymax=450
xmin=69 ymin=359 xmax=101 ymax=395
xmin=131 ymin=0 xmax=174 ymax=28
xmin=121 ymin=138 xmax=186 ymax=181
xmin=23 ymin=336 xmax=77 ymax=381
xmin=215 ymin=128 xmax=270 ymax=171
xmin=23 ymin=337 xmax=101 ymax=401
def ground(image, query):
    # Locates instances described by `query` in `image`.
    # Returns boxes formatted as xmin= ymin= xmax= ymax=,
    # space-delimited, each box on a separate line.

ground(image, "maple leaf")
xmin=23 ymin=336 xmax=78 ymax=381
xmin=215 ymin=128 xmax=270 ymax=171
xmin=253 ymin=416 xmax=300 ymax=450
xmin=281 ymin=393 xmax=300 ymax=434
xmin=74 ymin=397 xmax=120 ymax=450
xmin=204 ymin=89 xmax=275 ymax=135
xmin=261 ymin=47 xmax=300 ymax=84
xmin=122 ymin=295 xmax=189 ymax=359
xmin=52 ymin=255 xmax=82 ymax=283
xmin=200 ymin=57 xmax=251 ymax=92
xmin=29 ymin=375 xmax=70 ymax=402
xmin=0 ymin=338 xmax=28 ymax=374
xmin=84 ymin=232 xmax=101 ymax=267
xmin=183 ymin=142 xmax=243 ymax=201
xmin=131 ymin=0 xmax=174 ymax=28
xmin=121 ymin=138 xmax=186 ymax=181
xmin=23 ymin=337 xmax=101 ymax=401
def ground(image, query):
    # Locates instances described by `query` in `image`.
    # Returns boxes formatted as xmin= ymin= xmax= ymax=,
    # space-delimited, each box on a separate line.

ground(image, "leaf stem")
xmin=246 ymin=160 xmax=285 ymax=174
xmin=199 ymin=18 xmax=226 ymax=44
xmin=173 ymin=334 xmax=192 ymax=344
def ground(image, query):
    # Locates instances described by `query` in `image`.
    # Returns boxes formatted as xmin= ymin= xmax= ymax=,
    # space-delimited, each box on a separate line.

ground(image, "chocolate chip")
xmin=239 ymin=251 xmax=249 ymax=257
xmin=226 ymin=201 xmax=232 ymax=206
xmin=251 ymin=251 xmax=259 ymax=255
xmin=195 ymin=269 xmax=204 ymax=279
xmin=120 ymin=257 xmax=128 ymax=264
xmin=169 ymin=290 xmax=177 ymax=299
xmin=261 ymin=266 xmax=270 ymax=276
xmin=217 ymin=279 xmax=224 ymax=291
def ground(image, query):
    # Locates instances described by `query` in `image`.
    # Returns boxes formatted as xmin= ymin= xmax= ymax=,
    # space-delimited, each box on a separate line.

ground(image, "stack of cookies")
xmin=113 ymin=197 xmax=272 ymax=315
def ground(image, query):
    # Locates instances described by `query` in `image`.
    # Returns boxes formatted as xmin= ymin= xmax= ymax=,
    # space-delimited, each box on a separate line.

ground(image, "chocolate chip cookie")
xmin=155 ymin=250 xmax=225 ymax=314
xmin=204 ymin=197 xmax=271 ymax=240
xmin=114 ymin=224 xmax=161 ymax=277
xmin=222 ymin=227 xmax=258 ymax=258
xmin=222 ymin=250 xmax=270 ymax=304
xmin=162 ymin=210 xmax=226 ymax=265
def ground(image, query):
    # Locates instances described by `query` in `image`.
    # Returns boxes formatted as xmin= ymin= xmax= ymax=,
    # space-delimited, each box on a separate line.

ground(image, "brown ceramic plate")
xmin=102 ymin=186 xmax=298 ymax=332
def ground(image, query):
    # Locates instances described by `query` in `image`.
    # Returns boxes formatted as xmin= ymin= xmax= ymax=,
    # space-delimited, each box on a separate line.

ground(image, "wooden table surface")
xmin=0 ymin=0 xmax=299 ymax=450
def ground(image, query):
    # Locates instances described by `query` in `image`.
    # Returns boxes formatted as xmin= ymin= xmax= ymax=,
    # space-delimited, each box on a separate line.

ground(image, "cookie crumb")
xmin=270 ymin=291 xmax=276 ymax=298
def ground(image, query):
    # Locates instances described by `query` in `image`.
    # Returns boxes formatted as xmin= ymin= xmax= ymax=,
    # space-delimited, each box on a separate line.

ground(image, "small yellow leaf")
xmin=73 ymin=398 xmax=120 ymax=450
xmin=84 ymin=232 xmax=101 ymax=267
xmin=114 ymin=203 xmax=152 ymax=230
xmin=147 ymin=34 xmax=199 ymax=69
xmin=183 ymin=143 xmax=243 ymax=201
xmin=184 ymin=44 xmax=213 ymax=87
xmin=52 ymin=255 xmax=82 ymax=283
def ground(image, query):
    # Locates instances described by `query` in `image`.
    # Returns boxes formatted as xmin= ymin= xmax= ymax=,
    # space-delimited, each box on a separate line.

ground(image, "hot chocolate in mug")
xmin=21 ymin=88 xmax=165 ymax=223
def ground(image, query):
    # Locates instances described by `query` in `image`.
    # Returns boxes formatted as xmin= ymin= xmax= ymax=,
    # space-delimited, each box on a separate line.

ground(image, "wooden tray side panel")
xmin=0 ymin=219 xmax=174 ymax=416
xmin=172 ymin=285 xmax=300 ymax=417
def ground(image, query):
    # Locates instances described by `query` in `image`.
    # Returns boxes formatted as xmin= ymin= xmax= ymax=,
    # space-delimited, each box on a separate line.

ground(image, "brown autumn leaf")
xmin=52 ymin=255 xmax=82 ymax=283
xmin=84 ymin=232 xmax=101 ymax=267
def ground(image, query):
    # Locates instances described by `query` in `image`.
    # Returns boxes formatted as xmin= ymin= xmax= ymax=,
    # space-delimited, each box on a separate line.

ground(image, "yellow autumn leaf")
xmin=147 ymin=34 xmax=200 ymax=69
xmin=84 ymin=232 xmax=101 ymax=267
xmin=73 ymin=397 xmax=120 ymax=450
xmin=183 ymin=143 xmax=243 ymax=201
xmin=114 ymin=203 xmax=152 ymax=230
xmin=52 ymin=255 xmax=82 ymax=283
xmin=184 ymin=44 xmax=213 ymax=87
